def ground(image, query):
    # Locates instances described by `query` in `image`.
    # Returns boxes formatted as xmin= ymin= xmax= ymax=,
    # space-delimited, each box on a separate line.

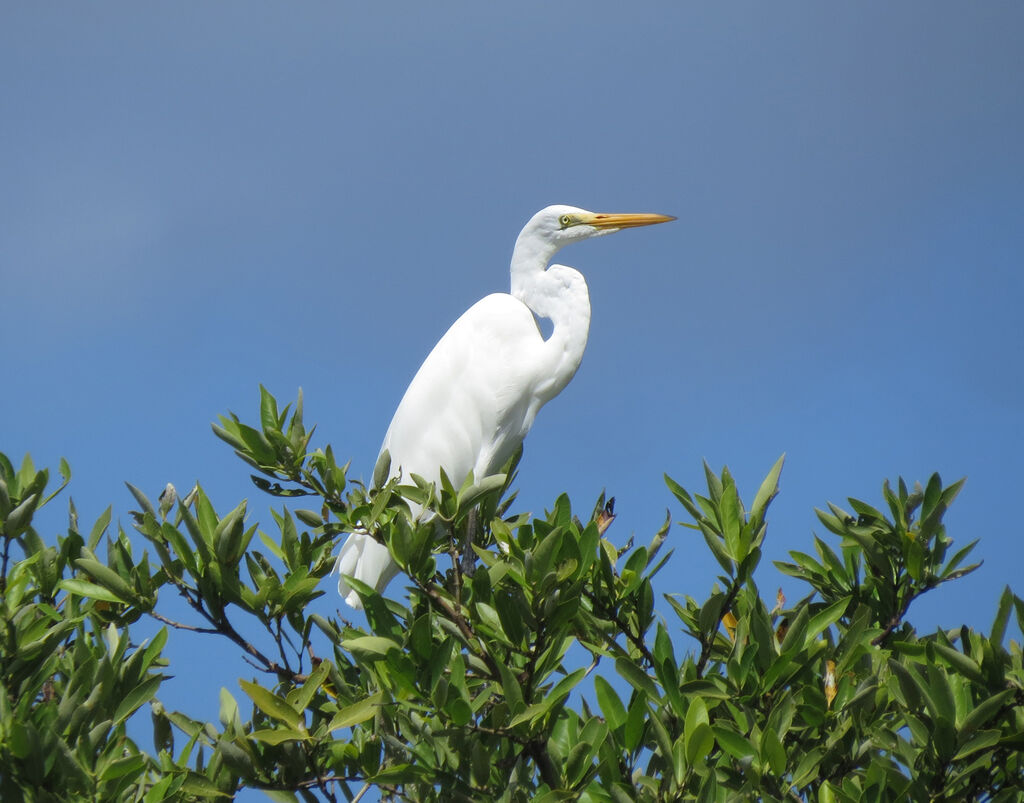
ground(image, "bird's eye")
xmin=559 ymin=214 xmax=573 ymax=227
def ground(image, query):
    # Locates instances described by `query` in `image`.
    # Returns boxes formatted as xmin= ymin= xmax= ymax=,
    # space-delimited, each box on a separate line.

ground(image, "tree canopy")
xmin=2 ymin=388 xmax=1022 ymax=801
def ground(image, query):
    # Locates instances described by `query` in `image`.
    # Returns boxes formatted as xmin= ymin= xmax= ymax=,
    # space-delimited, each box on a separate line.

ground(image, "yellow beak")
xmin=582 ymin=212 xmax=676 ymax=229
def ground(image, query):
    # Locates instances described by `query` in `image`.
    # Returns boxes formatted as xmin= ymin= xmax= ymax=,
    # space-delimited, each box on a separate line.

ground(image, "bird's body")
xmin=335 ymin=205 xmax=673 ymax=608
xmin=382 ymin=292 xmax=568 ymax=488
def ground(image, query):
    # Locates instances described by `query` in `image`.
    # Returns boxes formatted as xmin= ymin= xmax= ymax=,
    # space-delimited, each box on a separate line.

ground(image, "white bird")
xmin=335 ymin=205 xmax=674 ymax=608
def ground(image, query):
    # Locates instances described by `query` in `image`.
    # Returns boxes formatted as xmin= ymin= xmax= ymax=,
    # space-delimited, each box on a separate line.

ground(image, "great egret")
xmin=335 ymin=205 xmax=674 ymax=608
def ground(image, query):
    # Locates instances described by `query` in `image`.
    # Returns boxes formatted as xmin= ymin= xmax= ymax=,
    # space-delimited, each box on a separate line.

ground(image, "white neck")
xmin=509 ymin=230 xmax=591 ymax=403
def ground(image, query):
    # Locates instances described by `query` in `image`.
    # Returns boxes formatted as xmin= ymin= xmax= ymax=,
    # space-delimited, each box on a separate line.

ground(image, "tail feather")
xmin=333 ymin=531 xmax=400 ymax=609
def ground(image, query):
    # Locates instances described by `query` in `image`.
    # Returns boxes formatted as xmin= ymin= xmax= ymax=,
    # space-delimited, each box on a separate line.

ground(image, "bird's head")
xmin=527 ymin=204 xmax=676 ymax=246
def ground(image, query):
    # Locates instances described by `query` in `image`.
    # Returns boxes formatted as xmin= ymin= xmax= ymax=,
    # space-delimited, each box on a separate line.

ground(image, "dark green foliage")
xmin=1 ymin=389 xmax=1022 ymax=801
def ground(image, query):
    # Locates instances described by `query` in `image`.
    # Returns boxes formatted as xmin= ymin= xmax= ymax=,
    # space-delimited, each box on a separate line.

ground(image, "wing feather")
xmin=381 ymin=293 xmax=545 ymax=486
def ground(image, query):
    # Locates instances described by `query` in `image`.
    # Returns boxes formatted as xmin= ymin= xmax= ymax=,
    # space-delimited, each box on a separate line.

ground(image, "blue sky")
xmin=3 ymin=2 xmax=1023 ymax=796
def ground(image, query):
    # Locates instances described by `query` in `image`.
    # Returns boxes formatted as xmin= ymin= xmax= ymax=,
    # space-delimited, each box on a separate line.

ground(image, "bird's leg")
xmin=459 ymin=508 xmax=479 ymax=577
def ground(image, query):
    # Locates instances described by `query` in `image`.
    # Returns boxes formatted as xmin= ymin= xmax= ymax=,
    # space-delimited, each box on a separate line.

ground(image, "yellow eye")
xmin=559 ymin=214 xmax=573 ymax=227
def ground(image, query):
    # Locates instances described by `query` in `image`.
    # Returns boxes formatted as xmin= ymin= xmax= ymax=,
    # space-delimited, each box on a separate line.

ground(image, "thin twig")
xmin=151 ymin=581 xmax=307 ymax=683
xmin=522 ymin=625 xmax=546 ymax=694
xmin=459 ymin=508 xmax=479 ymax=579
xmin=149 ymin=610 xmax=218 ymax=634
xmin=445 ymin=522 xmax=464 ymax=607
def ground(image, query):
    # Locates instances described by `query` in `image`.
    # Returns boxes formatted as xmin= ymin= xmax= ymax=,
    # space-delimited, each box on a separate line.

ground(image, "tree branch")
xmin=415 ymin=580 xmax=502 ymax=683
xmin=870 ymin=579 xmax=937 ymax=647
xmin=583 ymin=588 xmax=657 ymax=669
xmin=527 ymin=739 xmax=562 ymax=790
xmin=0 ymin=536 xmax=10 ymax=595
xmin=152 ymin=580 xmax=307 ymax=683
xmin=696 ymin=580 xmax=742 ymax=677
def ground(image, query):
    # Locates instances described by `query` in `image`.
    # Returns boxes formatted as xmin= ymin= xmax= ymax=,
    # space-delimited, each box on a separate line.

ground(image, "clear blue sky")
xmin=3 ymin=2 xmax=1022 ymax=797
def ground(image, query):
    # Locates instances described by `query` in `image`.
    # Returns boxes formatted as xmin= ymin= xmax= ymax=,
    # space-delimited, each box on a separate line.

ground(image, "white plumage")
xmin=335 ymin=205 xmax=674 ymax=608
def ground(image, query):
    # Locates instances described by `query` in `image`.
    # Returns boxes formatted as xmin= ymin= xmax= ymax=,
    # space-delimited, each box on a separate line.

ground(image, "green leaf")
xmin=548 ymin=667 xmax=587 ymax=702
xmin=291 ymin=660 xmax=330 ymax=711
xmin=125 ymin=482 xmax=156 ymax=517
xmin=211 ymin=422 xmax=246 ymax=451
xmin=259 ymin=384 xmax=281 ymax=433
xmin=791 ymin=746 xmax=825 ymax=788
xmin=702 ymin=525 xmax=735 ymax=575
xmin=457 ymin=473 xmax=506 ymax=511
xmin=750 ymin=455 xmax=785 ymax=522
xmin=990 ymin=586 xmax=1014 ymax=647
xmin=88 ymin=506 xmax=113 ymax=550
xmin=920 ymin=473 xmax=942 ymax=521
xmin=678 ymin=679 xmax=732 ymax=700
xmin=615 ymin=658 xmax=659 ymax=699
xmin=42 ymin=457 xmax=72 ymax=505
xmin=685 ymin=721 xmax=715 ymax=765
xmin=74 ymin=557 xmax=141 ymax=605
xmin=806 ymin=596 xmax=851 ymax=644
xmin=594 ymin=676 xmax=627 ymax=730
xmin=684 ymin=697 xmax=711 ymax=764
xmin=294 ymin=508 xmax=323 ymax=528
xmin=761 ymin=724 xmax=787 ymax=776
xmin=372 ymin=449 xmax=391 ymax=489
xmin=953 ymin=729 xmax=1002 ymax=761
xmin=219 ymin=688 xmax=241 ymax=732
xmin=57 ymin=578 xmax=125 ymax=605
xmin=329 ymin=692 xmax=385 ymax=731
xmin=509 ymin=668 xmax=586 ymax=727
xmin=249 ymin=727 xmax=308 ymax=745
xmin=635 ymin=705 xmax=668 ymax=770
xmin=214 ymin=501 xmax=248 ymax=566
xmin=180 ymin=771 xmax=234 ymax=798
xmin=99 ymin=753 xmax=147 ymax=783
xmin=8 ymin=722 xmax=33 ymax=759
xmin=779 ymin=604 xmax=809 ymax=656
xmin=4 ymin=493 xmax=38 ymax=536
xmin=713 ymin=726 xmax=756 ymax=760
xmin=685 ymin=696 xmax=709 ymax=736
xmin=703 ymin=461 xmax=724 ymax=502
xmin=905 ymin=537 xmax=925 ymax=581
xmin=720 ymin=480 xmax=743 ymax=560
xmin=114 ymin=675 xmax=163 ymax=724
xmin=941 ymin=538 xmax=979 ymax=578
xmin=932 ymin=642 xmax=985 ymax=685
xmin=567 ymin=716 xmax=608 ymax=786
xmin=496 ymin=655 xmax=525 ymax=715
xmin=959 ymin=688 xmax=1015 ymax=737
xmin=622 ymin=691 xmax=647 ymax=753
xmin=341 ymin=635 xmax=402 ymax=658
xmin=470 ymin=740 xmax=491 ymax=788
xmin=446 ymin=697 xmax=473 ymax=726
xmin=239 ymin=679 xmax=304 ymax=731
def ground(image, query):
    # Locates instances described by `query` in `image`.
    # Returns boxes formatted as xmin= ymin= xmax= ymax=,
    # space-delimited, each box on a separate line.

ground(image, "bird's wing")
xmin=381 ymin=293 xmax=547 ymax=487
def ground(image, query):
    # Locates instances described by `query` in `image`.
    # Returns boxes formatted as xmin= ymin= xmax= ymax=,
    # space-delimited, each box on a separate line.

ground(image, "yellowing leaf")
xmin=772 ymin=588 xmax=786 ymax=615
xmin=824 ymin=660 xmax=837 ymax=709
xmin=721 ymin=611 xmax=738 ymax=641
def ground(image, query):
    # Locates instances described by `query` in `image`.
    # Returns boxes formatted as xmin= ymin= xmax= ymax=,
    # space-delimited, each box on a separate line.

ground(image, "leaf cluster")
xmin=2 ymin=388 xmax=1023 ymax=802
